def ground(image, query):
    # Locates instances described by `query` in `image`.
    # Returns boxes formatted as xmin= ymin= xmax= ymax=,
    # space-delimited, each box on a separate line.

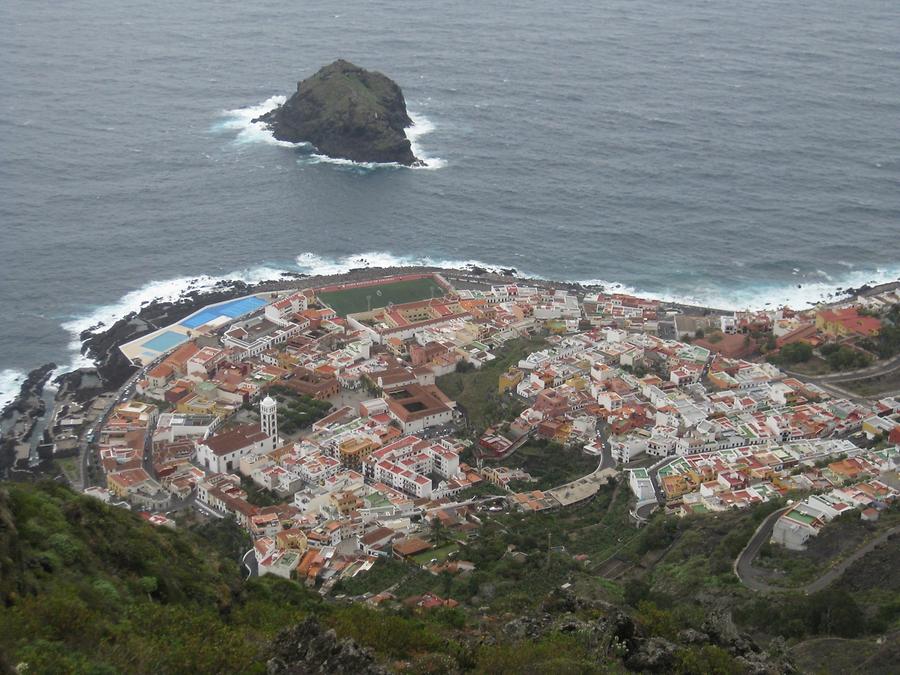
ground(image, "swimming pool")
xmin=142 ymin=330 xmax=189 ymax=353
xmin=180 ymin=296 xmax=267 ymax=329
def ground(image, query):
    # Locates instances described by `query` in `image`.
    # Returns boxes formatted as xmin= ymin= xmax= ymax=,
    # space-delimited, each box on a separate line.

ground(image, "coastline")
xmin=0 ymin=363 xmax=56 ymax=478
xmin=1 ymin=263 xmax=897 ymax=481
xmin=74 ymin=264 xmax=738 ymax=390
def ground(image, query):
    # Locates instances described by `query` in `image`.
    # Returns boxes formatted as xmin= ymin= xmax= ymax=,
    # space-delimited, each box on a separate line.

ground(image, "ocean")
xmin=2 ymin=0 xmax=899 ymax=406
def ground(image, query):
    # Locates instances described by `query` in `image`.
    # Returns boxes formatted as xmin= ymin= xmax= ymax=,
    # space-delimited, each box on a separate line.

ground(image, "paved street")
xmin=733 ymin=505 xmax=791 ymax=591
xmin=783 ymin=352 xmax=900 ymax=402
xmin=242 ymin=548 xmax=258 ymax=578
xmin=734 ymin=506 xmax=900 ymax=595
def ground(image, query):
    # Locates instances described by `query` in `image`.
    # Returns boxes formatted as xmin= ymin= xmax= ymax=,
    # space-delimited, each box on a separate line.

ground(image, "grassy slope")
xmin=0 ymin=482 xmax=625 ymax=674
xmin=754 ymin=508 xmax=900 ymax=587
xmin=625 ymin=502 xmax=900 ymax=667
xmin=337 ymin=483 xmax=633 ymax=610
xmin=0 ymin=481 xmax=321 ymax=673
xmin=502 ymin=440 xmax=600 ymax=490
xmin=436 ymin=336 xmax=547 ymax=434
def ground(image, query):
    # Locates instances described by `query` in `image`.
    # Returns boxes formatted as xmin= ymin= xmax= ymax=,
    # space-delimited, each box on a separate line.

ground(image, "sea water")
xmin=2 ymin=0 xmax=899 ymax=404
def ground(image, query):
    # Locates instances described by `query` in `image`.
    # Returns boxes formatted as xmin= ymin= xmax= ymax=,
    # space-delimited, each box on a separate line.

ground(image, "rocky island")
xmin=254 ymin=60 xmax=423 ymax=166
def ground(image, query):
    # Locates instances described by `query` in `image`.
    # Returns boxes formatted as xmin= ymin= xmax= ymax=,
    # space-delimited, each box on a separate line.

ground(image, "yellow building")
xmin=338 ymin=436 xmax=378 ymax=470
xmin=815 ymin=308 xmax=881 ymax=338
xmin=498 ymin=368 xmax=524 ymax=395
xmin=564 ymin=375 xmax=588 ymax=391
xmin=275 ymin=528 xmax=309 ymax=554
xmin=329 ymin=490 xmax=360 ymax=516
xmin=176 ymin=395 xmax=229 ymax=417
xmin=660 ymin=469 xmax=704 ymax=501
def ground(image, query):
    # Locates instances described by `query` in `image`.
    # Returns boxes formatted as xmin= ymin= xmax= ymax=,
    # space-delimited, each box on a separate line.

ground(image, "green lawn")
xmin=55 ymin=456 xmax=81 ymax=486
xmin=411 ymin=543 xmax=459 ymax=565
xmin=317 ymin=277 xmax=447 ymax=316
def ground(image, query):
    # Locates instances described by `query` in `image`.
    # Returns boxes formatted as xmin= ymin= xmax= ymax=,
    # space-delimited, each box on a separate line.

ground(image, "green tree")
xmin=431 ymin=517 xmax=448 ymax=547
xmin=779 ymin=342 xmax=812 ymax=364
xmin=138 ymin=576 xmax=158 ymax=600
xmin=624 ymin=578 xmax=650 ymax=607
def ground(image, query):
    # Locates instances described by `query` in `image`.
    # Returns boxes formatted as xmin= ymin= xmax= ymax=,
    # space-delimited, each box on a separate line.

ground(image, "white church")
xmin=196 ymin=396 xmax=280 ymax=474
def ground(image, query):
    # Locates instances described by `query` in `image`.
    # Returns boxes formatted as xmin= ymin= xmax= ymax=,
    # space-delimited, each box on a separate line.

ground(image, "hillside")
xmin=0 ymin=481 xmax=323 ymax=673
xmin=2 ymin=481 xmax=896 ymax=673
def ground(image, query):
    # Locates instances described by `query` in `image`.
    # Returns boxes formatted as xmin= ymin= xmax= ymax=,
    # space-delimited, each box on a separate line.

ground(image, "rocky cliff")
xmin=254 ymin=60 xmax=422 ymax=166
xmin=0 ymin=363 xmax=55 ymax=478
xmin=267 ymin=618 xmax=389 ymax=675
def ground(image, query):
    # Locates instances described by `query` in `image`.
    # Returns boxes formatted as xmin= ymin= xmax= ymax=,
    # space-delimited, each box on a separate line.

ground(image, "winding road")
xmin=734 ymin=506 xmax=900 ymax=594
xmin=785 ymin=353 xmax=900 ymax=385
xmin=782 ymin=352 xmax=900 ymax=401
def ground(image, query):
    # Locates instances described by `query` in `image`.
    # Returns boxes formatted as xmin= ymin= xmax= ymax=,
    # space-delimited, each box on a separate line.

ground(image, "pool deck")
xmin=118 ymin=292 xmax=275 ymax=365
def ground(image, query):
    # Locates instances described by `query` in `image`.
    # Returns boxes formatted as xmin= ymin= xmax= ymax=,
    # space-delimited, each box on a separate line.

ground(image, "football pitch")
xmin=317 ymin=278 xmax=447 ymax=316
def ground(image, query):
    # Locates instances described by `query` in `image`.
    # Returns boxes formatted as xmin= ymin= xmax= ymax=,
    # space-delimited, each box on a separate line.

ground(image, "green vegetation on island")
xmin=254 ymin=60 xmax=422 ymax=166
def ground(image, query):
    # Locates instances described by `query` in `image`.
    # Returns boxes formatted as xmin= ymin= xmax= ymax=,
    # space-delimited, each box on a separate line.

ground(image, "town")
xmin=55 ymin=271 xmax=899 ymax=598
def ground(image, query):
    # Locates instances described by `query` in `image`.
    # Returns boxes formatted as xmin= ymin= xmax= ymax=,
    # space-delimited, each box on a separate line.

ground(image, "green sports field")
xmin=317 ymin=277 xmax=447 ymax=316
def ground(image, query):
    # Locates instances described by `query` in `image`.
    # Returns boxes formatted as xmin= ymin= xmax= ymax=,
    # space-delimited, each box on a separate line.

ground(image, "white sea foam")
xmin=406 ymin=112 xmax=446 ymax=169
xmin=218 ymin=96 xmax=300 ymax=148
xmin=294 ymin=251 xmax=529 ymax=277
xmin=0 ymin=369 xmax=27 ymax=412
xmin=293 ymin=252 xmax=900 ymax=311
xmin=573 ymin=266 xmax=900 ymax=312
xmin=216 ymin=97 xmax=445 ymax=169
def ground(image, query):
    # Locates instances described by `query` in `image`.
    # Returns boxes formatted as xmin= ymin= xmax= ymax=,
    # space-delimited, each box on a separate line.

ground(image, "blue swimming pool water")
xmin=218 ymin=296 xmax=267 ymax=317
xmin=142 ymin=330 xmax=189 ymax=353
xmin=180 ymin=297 xmax=267 ymax=329
xmin=180 ymin=310 xmax=219 ymax=329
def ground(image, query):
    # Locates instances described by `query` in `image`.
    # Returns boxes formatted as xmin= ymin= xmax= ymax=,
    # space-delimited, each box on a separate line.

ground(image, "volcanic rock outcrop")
xmin=254 ymin=60 xmax=422 ymax=166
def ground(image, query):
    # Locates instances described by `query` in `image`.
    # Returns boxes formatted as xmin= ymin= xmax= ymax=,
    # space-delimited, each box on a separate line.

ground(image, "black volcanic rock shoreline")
xmin=0 ymin=363 xmax=55 ymax=478
xmin=253 ymin=60 xmax=422 ymax=166
xmin=73 ymin=266 xmax=531 ymax=390
xmin=77 ymin=281 xmax=264 ymax=389
xmin=69 ymin=267 xmax=897 ymax=396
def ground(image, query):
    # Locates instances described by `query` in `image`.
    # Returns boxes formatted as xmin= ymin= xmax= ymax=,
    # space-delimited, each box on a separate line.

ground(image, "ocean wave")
xmin=294 ymin=251 xmax=526 ymax=277
xmin=0 ymin=368 xmax=27 ymax=412
xmin=406 ymin=112 xmax=446 ymax=170
xmin=294 ymin=252 xmax=900 ymax=311
xmin=215 ymin=97 xmax=445 ymax=169
xmin=581 ymin=266 xmax=900 ymax=311
xmin=216 ymin=96 xmax=300 ymax=148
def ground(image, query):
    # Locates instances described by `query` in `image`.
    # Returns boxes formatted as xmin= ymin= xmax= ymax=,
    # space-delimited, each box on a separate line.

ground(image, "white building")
xmin=265 ymin=291 xmax=309 ymax=323
xmin=770 ymin=503 xmax=827 ymax=551
xmin=153 ymin=413 xmax=221 ymax=443
xmin=196 ymin=425 xmax=275 ymax=474
xmin=260 ymin=395 xmax=278 ymax=442
xmin=628 ymin=468 xmax=656 ymax=502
